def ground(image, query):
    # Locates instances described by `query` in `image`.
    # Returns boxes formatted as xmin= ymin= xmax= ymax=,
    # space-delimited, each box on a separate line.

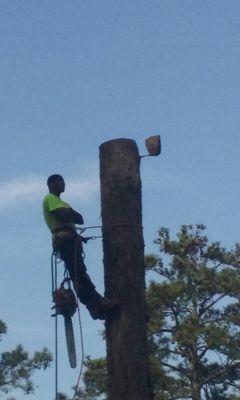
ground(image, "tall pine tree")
xmin=146 ymin=225 xmax=240 ymax=400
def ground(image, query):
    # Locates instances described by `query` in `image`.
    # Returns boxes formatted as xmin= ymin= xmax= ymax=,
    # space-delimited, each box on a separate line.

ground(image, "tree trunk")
xmin=191 ymin=356 xmax=201 ymax=400
xmin=99 ymin=138 xmax=152 ymax=400
xmin=192 ymin=382 xmax=201 ymax=400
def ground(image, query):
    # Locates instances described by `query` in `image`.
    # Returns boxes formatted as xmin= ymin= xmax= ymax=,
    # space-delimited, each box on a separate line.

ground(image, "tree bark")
xmin=192 ymin=381 xmax=201 ymax=400
xmin=191 ymin=353 xmax=202 ymax=400
xmin=99 ymin=138 xmax=152 ymax=400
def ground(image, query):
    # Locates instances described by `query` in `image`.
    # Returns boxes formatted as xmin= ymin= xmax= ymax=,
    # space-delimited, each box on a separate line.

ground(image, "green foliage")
xmin=146 ymin=225 xmax=240 ymax=400
xmin=0 ymin=320 xmax=52 ymax=399
xmin=0 ymin=320 xmax=7 ymax=339
xmin=82 ymin=357 xmax=107 ymax=399
xmin=57 ymin=394 xmax=68 ymax=400
xmin=63 ymin=225 xmax=240 ymax=400
xmin=57 ymin=358 xmax=107 ymax=400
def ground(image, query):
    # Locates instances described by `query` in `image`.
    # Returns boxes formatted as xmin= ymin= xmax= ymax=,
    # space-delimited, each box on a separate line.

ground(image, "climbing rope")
xmin=76 ymin=225 xmax=102 ymax=233
xmin=51 ymin=252 xmax=60 ymax=400
xmin=71 ymin=298 xmax=84 ymax=400
xmin=77 ymin=222 xmax=142 ymax=231
xmin=70 ymin=235 xmax=86 ymax=398
xmin=77 ymin=222 xmax=142 ymax=237
xmin=51 ymin=251 xmax=85 ymax=400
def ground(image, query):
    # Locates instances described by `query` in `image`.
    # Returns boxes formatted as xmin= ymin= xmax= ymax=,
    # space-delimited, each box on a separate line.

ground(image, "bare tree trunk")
xmin=192 ymin=383 xmax=201 ymax=400
xmin=99 ymin=138 xmax=152 ymax=400
xmin=191 ymin=348 xmax=202 ymax=400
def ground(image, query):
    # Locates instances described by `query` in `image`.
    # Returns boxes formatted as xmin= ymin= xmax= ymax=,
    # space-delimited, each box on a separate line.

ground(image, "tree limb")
xmin=199 ymin=294 xmax=226 ymax=317
xmin=202 ymin=362 xmax=240 ymax=386
xmin=162 ymin=362 xmax=187 ymax=375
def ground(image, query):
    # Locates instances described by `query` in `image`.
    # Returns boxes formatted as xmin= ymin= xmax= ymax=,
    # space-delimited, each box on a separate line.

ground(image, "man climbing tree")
xmin=42 ymin=174 xmax=117 ymax=320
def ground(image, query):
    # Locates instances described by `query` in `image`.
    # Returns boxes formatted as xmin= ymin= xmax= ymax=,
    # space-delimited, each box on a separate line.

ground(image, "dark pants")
xmin=53 ymin=232 xmax=103 ymax=317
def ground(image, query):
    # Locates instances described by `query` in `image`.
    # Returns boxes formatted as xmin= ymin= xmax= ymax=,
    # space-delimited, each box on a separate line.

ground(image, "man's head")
xmin=47 ymin=174 xmax=65 ymax=195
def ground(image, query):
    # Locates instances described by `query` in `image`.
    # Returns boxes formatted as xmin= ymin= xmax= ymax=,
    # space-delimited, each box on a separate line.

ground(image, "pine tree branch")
xmin=201 ymin=317 xmax=225 ymax=325
xmin=162 ymin=362 xmax=187 ymax=374
xmin=150 ymin=328 xmax=174 ymax=335
xmin=213 ymin=262 xmax=222 ymax=270
xmin=227 ymin=382 xmax=240 ymax=389
xmin=169 ymin=305 xmax=180 ymax=327
xmin=168 ymin=349 xmax=185 ymax=356
xmin=0 ymin=377 xmax=22 ymax=388
xmin=160 ymin=328 xmax=174 ymax=333
xmin=197 ymin=345 xmax=211 ymax=361
xmin=199 ymin=294 xmax=226 ymax=317
xmin=202 ymin=386 xmax=211 ymax=400
xmin=201 ymin=362 xmax=240 ymax=385
xmin=198 ymin=295 xmax=214 ymax=316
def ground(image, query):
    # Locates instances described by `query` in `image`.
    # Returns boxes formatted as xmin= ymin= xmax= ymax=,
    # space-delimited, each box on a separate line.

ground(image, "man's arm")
xmin=71 ymin=209 xmax=84 ymax=225
xmin=52 ymin=208 xmax=84 ymax=225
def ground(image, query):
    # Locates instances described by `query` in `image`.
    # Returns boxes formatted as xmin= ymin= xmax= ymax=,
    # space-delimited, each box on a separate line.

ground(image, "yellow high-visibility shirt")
xmin=42 ymin=193 xmax=75 ymax=232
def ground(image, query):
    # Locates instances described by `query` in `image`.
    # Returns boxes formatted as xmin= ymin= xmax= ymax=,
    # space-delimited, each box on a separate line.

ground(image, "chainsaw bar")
xmin=64 ymin=316 xmax=77 ymax=368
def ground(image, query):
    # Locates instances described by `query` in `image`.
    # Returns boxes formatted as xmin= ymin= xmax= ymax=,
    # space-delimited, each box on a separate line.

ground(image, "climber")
xmin=42 ymin=174 xmax=117 ymax=320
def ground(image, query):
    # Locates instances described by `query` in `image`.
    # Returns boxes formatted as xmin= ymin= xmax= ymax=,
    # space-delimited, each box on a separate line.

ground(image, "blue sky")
xmin=0 ymin=1 xmax=240 ymax=399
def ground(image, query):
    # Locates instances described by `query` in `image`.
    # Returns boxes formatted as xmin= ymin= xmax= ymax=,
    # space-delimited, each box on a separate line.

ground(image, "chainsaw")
xmin=52 ymin=278 xmax=77 ymax=368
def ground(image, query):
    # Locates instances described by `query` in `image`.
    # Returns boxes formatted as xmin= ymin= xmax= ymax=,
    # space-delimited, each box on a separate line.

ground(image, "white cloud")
xmin=66 ymin=177 xmax=99 ymax=201
xmin=0 ymin=174 xmax=99 ymax=209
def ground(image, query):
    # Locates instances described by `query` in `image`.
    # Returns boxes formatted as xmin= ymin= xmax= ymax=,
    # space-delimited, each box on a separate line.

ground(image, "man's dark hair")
xmin=47 ymin=174 xmax=63 ymax=186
